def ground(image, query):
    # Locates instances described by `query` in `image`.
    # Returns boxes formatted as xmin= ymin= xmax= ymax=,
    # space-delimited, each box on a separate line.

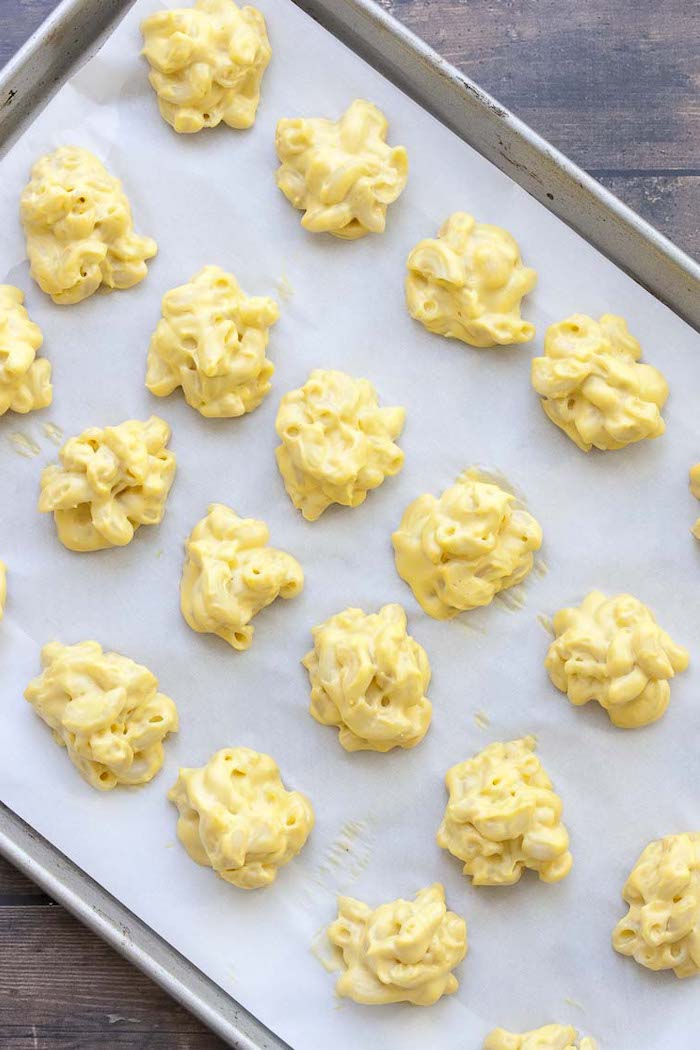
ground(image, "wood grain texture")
xmin=0 ymin=0 xmax=698 ymax=1047
xmin=379 ymin=0 xmax=700 ymax=258
xmin=0 ymin=866 xmax=227 ymax=1048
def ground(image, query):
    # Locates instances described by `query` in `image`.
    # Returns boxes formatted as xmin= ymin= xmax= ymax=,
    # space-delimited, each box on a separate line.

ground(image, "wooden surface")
xmin=0 ymin=1 xmax=698 ymax=1048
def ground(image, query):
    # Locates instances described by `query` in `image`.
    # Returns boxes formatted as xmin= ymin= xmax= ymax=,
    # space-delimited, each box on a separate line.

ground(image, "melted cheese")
xmin=141 ymin=0 xmax=271 ymax=133
xmin=392 ymin=470 xmax=542 ymax=619
xmin=327 ymin=883 xmax=467 ymax=1005
xmin=613 ymin=832 xmax=700 ymax=978
xmin=275 ymin=369 xmax=405 ymax=520
xmin=146 ymin=266 xmax=279 ymax=417
xmin=437 ymin=736 xmax=572 ymax=886
xmin=406 ymin=212 xmax=536 ymax=347
xmin=38 ymin=416 xmax=176 ymax=552
xmin=169 ymin=746 xmax=314 ymax=888
xmin=0 ymin=285 xmax=52 ymax=415
xmin=20 ymin=147 xmax=156 ymax=305
xmin=276 ymin=99 xmax=408 ymax=239
xmin=24 ymin=641 xmax=178 ymax=790
xmin=303 ymin=603 xmax=432 ymax=752
xmin=546 ymin=590 xmax=689 ymax=728
xmin=484 ymin=1025 xmax=597 ymax=1050
xmin=531 ymin=314 xmax=668 ymax=451
xmin=690 ymin=463 xmax=700 ymax=539
xmin=180 ymin=503 xmax=303 ymax=650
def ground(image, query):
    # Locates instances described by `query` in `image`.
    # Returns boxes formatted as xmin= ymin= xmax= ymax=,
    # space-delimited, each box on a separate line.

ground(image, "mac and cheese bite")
xmin=275 ymin=99 xmax=408 ymax=239
xmin=531 ymin=314 xmax=668 ymax=451
xmin=38 ymin=416 xmax=176 ymax=552
xmin=690 ymin=463 xmax=700 ymax=539
xmin=406 ymin=213 xmax=536 ymax=348
xmin=0 ymin=285 xmax=52 ymax=415
xmin=328 ymin=883 xmax=467 ymax=1006
xmin=141 ymin=0 xmax=271 ymax=133
xmin=169 ymin=747 xmax=314 ymax=888
xmin=180 ymin=503 xmax=303 ymax=650
xmin=20 ymin=147 xmax=157 ymax=305
xmin=612 ymin=832 xmax=700 ymax=978
xmin=275 ymin=369 xmax=405 ymax=520
xmin=437 ymin=736 xmax=572 ymax=886
xmin=24 ymin=641 xmax=178 ymax=790
xmin=303 ymin=603 xmax=432 ymax=752
xmin=484 ymin=1025 xmax=597 ymax=1050
xmin=0 ymin=560 xmax=6 ymax=620
xmin=546 ymin=591 xmax=689 ymax=729
xmin=146 ymin=266 xmax=279 ymax=417
xmin=392 ymin=470 xmax=542 ymax=619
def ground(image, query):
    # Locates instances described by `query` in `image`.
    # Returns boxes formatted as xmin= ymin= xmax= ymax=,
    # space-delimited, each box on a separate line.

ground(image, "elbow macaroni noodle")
xmin=392 ymin=470 xmax=542 ymax=619
xmin=169 ymin=747 xmax=314 ymax=888
xmin=484 ymin=1025 xmax=597 ymax=1050
xmin=0 ymin=285 xmax=52 ymax=415
xmin=405 ymin=213 xmax=536 ymax=347
xmin=690 ymin=463 xmax=700 ymax=539
xmin=531 ymin=314 xmax=669 ymax=451
xmin=24 ymin=641 xmax=178 ymax=790
xmin=146 ymin=266 xmax=279 ymax=417
xmin=38 ymin=416 xmax=176 ymax=552
xmin=437 ymin=736 xmax=572 ymax=886
xmin=275 ymin=369 xmax=405 ymax=521
xmin=302 ymin=603 xmax=432 ymax=752
xmin=141 ymin=0 xmax=271 ymax=133
xmin=275 ymin=99 xmax=408 ymax=239
xmin=545 ymin=591 xmax=689 ymax=729
xmin=20 ymin=147 xmax=156 ymax=305
xmin=328 ymin=883 xmax=467 ymax=1006
xmin=612 ymin=832 xmax=700 ymax=978
xmin=180 ymin=503 xmax=303 ymax=650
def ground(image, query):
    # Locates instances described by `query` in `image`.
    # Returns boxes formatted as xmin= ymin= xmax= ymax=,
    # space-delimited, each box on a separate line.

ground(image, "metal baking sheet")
xmin=1 ymin=2 xmax=699 ymax=1049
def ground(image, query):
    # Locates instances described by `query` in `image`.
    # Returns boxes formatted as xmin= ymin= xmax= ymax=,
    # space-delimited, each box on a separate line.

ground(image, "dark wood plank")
xmin=382 ymin=0 xmax=699 ymax=171
xmin=0 ymin=0 xmax=60 ymax=63
xmin=597 ymin=174 xmax=700 ymax=259
xmin=0 ymin=855 xmax=49 ymax=900
xmin=0 ymin=899 xmax=227 ymax=1048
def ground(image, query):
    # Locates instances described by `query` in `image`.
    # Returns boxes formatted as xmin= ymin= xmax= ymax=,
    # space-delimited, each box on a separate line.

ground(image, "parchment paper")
xmin=1 ymin=2 xmax=699 ymax=1047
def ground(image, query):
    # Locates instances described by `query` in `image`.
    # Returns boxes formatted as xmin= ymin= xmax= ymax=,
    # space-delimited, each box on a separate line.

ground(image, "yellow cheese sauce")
xmin=180 ymin=503 xmax=303 ymax=650
xmin=405 ymin=212 xmax=536 ymax=347
xmin=392 ymin=469 xmax=542 ymax=619
xmin=276 ymin=99 xmax=408 ymax=239
xmin=275 ymin=369 xmax=405 ymax=520
xmin=545 ymin=591 xmax=689 ymax=728
xmin=24 ymin=641 xmax=178 ymax=790
xmin=613 ymin=832 xmax=700 ymax=978
xmin=327 ymin=883 xmax=467 ymax=1006
xmin=146 ymin=266 xmax=279 ymax=418
xmin=169 ymin=746 xmax=314 ymax=889
xmin=21 ymin=147 xmax=156 ymax=305
xmin=141 ymin=0 xmax=271 ymax=133
xmin=437 ymin=736 xmax=572 ymax=886
xmin=689 ymin=462 xmax=700 ymax=538
xmin=303 ymin=603 xmax=431 ymax=752
xmin=0 ymin=285 xmax=52 ymax=415
xmin=531 ymin=314 xmax=668 ymax=451
xmin=38 ymin=416 xmax=176 ymax=551
xmin=484 ymin=1024 xmax=597 ymax=1049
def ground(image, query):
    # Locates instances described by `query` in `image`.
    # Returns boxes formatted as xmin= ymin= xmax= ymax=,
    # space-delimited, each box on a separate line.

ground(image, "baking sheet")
xmin=0 ymin=1 xmax=699 ymax=1046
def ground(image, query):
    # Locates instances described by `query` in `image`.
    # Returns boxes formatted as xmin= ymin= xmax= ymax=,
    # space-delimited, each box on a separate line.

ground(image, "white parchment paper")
xmin=1 ymin=2 xmax=699 ymax=1047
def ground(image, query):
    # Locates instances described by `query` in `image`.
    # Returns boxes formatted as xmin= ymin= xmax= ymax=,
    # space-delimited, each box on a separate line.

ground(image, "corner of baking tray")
xmin=294 ymin=0 xmax=700 ymax=331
